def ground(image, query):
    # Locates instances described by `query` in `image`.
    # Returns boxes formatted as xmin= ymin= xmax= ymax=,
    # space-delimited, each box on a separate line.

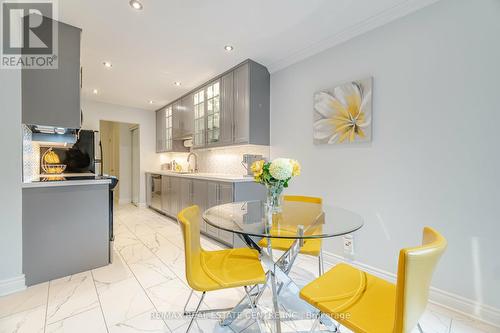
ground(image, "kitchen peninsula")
xmin=22 ymin=176 xmax=112 ymax=286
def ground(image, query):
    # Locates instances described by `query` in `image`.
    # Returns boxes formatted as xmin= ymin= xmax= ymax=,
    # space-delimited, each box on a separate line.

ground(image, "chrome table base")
xmin=219 ymin=234 xmax=337 ymax=333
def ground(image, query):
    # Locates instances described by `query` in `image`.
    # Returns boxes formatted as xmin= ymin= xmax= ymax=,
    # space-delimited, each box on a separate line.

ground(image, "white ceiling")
xmin=59 ymin=0 xmax=438 ymax=111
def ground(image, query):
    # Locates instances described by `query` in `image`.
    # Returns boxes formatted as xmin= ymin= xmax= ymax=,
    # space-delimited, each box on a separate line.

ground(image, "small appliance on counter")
xmin=241 ymin=154 xmax=265 ymax=177
xmin=41 ymin=148 xmax=67 ymax=174
xmin=37 ymin=130 xmax=102 ymax=176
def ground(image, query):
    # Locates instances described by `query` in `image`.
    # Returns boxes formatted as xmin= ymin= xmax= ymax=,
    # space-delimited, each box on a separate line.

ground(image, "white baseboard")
xmin=118 ymin=198 xmax=131 ymax=205
xmin=0 ymin=274 xmax=26 ymax=296
xmin=322 ymin=251 xmax=500 ymax=328
xmin=135 ymin=202 xmax=147 ymax=208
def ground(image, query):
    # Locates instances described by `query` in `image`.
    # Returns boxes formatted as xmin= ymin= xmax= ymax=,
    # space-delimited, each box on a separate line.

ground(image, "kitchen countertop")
xmin=147 ymin=171 xmax=255 ymax=183
xmin=23 ymin=175 xmax=112 ymax=188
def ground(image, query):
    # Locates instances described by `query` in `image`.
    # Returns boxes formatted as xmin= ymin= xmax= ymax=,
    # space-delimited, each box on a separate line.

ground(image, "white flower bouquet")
xmin=250 ymin=158 xmax=301 ymax=212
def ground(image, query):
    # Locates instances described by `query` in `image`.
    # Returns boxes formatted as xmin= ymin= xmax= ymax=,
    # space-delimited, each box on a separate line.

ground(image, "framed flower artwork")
xmin=313 ymin=77 xmax=372 ymax=144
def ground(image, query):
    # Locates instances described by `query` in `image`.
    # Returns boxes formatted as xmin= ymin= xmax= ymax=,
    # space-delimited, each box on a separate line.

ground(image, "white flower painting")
xmin=313 ymin=77 xmax=372 ymax=144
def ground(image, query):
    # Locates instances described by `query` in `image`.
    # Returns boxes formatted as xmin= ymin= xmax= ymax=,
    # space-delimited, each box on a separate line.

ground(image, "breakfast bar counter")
xmin=22 ymin=177 xmax=111 ymax=285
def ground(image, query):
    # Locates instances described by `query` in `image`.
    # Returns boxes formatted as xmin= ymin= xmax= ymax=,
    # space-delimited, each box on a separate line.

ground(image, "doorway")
xmin=99 ymin=120 xmax=140 ymax=205
xmin=131 ymin=126 xmax=140 ymax=206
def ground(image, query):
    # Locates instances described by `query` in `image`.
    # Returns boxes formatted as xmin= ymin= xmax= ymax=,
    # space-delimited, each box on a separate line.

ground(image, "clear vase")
xmin=266 ymin=184 xmax=284 ymax=213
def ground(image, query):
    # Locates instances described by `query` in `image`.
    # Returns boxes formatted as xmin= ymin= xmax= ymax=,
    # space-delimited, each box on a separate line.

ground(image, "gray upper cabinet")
xmin=22 ymin=20 xmax=81 ymax=129
xmin=156 ymin=104 xmax=188 ymax=153
xmin=233 ymin=64 xmax=250 ymax=144
xmin=220 ymin=72 xmax=234 ymax=145
xmin=206 ymin=80 xmax=222 ymax=146
xmin=193 ymin=88 xmax=206 ymax=149
xmin=178 ymin=94 xmax=194 ymax=139
xmin=233 ymin=61 xmax=270 ymax=145
xmin=154 ymin=59 xmax=270 ymax=152
xmin=172 ymin=100 xmax=182 ymax=139
xmin=156 ymin=108 xmax=166 ymax=153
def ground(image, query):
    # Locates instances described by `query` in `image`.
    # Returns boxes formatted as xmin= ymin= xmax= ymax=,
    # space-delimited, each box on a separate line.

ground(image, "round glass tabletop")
xmin=202 ymin=200 xmax=364 ymax=239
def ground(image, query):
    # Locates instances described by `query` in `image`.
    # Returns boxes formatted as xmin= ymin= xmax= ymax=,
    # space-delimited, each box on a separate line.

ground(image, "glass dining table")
xmin=202 ymin=200 xmax=364 ymax=333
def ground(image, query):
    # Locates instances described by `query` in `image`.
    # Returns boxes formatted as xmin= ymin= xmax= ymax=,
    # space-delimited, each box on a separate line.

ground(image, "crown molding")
xmin=268 ymin=0 xmax=442 ymax=73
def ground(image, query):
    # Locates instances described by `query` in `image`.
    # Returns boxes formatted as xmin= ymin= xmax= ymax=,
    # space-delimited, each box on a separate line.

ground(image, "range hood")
xmin=29 ymin=125 xmax=78 ymax=144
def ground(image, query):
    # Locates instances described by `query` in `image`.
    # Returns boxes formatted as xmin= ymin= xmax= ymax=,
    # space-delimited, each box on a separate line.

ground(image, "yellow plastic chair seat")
xmin=300 ymin=263 xmax=396 ymax=333
xmin=178 ymin=205 xmax=266 ymax=293
xmin=197 ymin=248 xmax=266 ymax=291
xmin=258 ymin=237 xmax=321 ymax=256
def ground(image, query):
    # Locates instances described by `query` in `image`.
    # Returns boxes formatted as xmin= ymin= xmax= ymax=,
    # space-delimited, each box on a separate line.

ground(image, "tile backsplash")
xmin=22 ymin=125 xmax=40 ymax=182
xmin=158 ymin=145 xmax=270 ymax=176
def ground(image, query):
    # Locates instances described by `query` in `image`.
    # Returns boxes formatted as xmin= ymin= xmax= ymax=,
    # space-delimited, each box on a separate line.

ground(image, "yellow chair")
xmin=300 ymin=227 xmax=447 ymax=333
xmin=178 ymin=205 xmax=266 ymax=332
xmin=258 ymin=195 xmax=325 ymax=275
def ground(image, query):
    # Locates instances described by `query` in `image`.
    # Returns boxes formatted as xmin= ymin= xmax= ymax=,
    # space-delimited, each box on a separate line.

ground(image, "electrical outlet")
xmin=343 ymin=234 xmax=354 ymax=255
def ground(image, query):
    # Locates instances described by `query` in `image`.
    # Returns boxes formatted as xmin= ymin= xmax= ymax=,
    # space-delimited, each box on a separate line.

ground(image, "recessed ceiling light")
xmin=103 ymin=61 xmax=112 ymax=68
xmin=129 ymin=0 xmax=143 ymax=10
xmin=92 ymin=89 xmax=99 ymax=94
xmin=148 ymin=100 xmax=154 ymax=104
xmin=224 ymin=45 xmax=234 ymax=52
xmin=174 ymin=81 xmax=181 ymax=86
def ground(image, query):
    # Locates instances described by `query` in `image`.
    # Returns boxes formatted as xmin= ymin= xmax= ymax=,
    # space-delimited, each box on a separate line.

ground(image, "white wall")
xmin=119 ymin=123 xmax=132 ymax=204
xmin=270 ymin=0 xmax=500 ymax=315
xmin=0 ymin=69 xmax=25 ymax=294
xmin=82 ymin=99 xmax=156 ymax=205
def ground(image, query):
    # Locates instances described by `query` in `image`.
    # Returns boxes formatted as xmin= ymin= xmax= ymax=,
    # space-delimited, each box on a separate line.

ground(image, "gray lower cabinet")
xmin=23 ymin=184 xmax=109 ymax=286
xmin=148 ymin=173 xmax=265 ymax=247
xmin=161 ymin=175 xmax=170 ymax=213
xmin=22 ymin=19 xmax=82 ymax=129
xmin=192 ymin=179 xmax=208 ymax=232
xmin=180 ymin=178 xmax=193 ymax=210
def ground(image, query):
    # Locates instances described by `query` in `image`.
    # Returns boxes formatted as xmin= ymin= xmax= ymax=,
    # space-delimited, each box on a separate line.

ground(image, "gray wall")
xmin=0 ymin=69 xmax=24 ymax=293
xmin=270 ymin=0 xmax=500 ymax=309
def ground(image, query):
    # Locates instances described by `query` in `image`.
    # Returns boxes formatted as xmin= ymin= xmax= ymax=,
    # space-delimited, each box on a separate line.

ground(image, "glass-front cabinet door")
xmin=206 ymin=80 xmax=221 ymax=145
xmin=165 ymin=105 xmax=173 ymax=151
xmin=193 ymin=89 xmax=205 ymax=148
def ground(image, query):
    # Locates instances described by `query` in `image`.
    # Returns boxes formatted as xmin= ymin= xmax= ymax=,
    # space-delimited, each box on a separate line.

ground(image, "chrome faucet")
xmin=187 ymin=152 xmax=198 ymax=173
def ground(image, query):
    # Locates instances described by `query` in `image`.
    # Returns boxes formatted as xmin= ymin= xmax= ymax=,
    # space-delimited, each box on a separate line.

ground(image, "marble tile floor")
xmin=1 ymin=204 xmax=498 ymax=333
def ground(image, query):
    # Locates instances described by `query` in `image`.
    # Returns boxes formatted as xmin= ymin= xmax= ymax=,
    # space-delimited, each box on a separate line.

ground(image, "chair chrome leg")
xmin=184 ymin=289 xmax=235 ymax=316
xmin=417 ymin=323 xmax=424 ymax=333
xmin=313 ymin=312 xmax=339 ymax=333
xmin=245 ymin=286 xmax=264 ymax=333
xmin=185 ymin=291 xmax=206 ymax=333
xmin=318 ymin=249 xmax=325 ymax=276
xmin=310 ymin=314 xmax=321 ymax=333
xmin=183 ymin=290 xmax=194 ymax=315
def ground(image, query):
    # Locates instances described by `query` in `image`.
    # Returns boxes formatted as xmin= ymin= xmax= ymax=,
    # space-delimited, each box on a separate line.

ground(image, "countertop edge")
xmin=146 ymin=171 xmax=254 ymax=183
xmin=22 ymin=179 xmax=112 ymax=188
